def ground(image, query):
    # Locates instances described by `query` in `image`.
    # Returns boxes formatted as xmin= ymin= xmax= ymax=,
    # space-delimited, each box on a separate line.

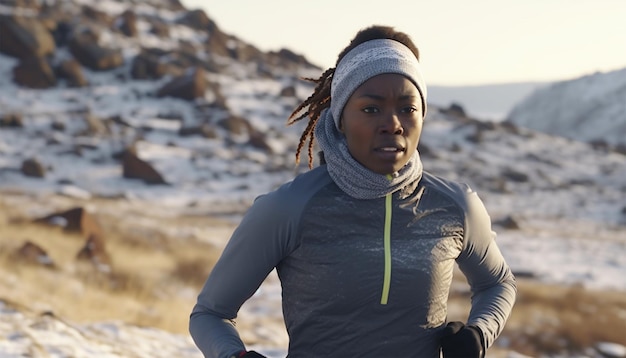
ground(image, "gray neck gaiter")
xmin=315 ymin=109 xmax=423 ymax=200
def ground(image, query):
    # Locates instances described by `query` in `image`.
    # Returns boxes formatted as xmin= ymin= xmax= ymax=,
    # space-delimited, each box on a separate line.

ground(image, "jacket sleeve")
xmin=189 ymin=188 xmax=301 ymax=358
xmin=456 ymin=187 xmax=517 ymax=350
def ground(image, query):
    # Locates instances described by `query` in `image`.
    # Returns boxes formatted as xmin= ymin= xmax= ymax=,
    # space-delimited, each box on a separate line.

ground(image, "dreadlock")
xmin=287 ymin=25 xmax=420 ymax=168
xmin=287 ymin=67 xmax=333 ymax=168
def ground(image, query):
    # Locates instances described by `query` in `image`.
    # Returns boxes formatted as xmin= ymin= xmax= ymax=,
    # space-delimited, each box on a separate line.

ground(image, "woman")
xmin=189 ymin=25 xmax=516 ymax=358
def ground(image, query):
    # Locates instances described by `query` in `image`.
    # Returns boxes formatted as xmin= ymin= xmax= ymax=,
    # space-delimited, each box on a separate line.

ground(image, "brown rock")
xmin=274 ymin=48 xmax=309 ymax=65
xmin=502 ymin=168 xmax=529 ymax=183
xmin=249 ymin=130 xmax=273 ymax=153
xmin=121 ymin=149 xmax=167 ymax=185
xmin=177 ymin=9 xmax=211 ymax=30
xmin=83 ymin=113 xmax=109 ymax=136
xmin=205 ymin=28 xmax=233 ymax=58
xmin=55 ymin=59 xmax=87 ymax=87
xmin=0 ymin=113 xmax=23 ymax=127
xmin=218 ymin=115 xmax=251 ymax=136
xmin=131 ymin=52 xmax=167 ymax=80
xmin=117 ymin=10 xmax=138 ymax=37
xmin=21 ymin=158 xmax=46 ymax=177
xmin=163 ymin=0 xmax=186 ymax=11
xmin=13 ymin=56 xmax=56 ymax=88
xmin=34 ymin=207 xmax=104 ymax=239
xmin=494 ymin=215 xmax=521 ymax=230
xmin=279 ymin=85 xmax=296 ymax=97
xmin=156 ymin=67 xmax=206 ymax=100
xmin=444 ymin=103 xmax=467 ymax=117
xmin=0 ymin=14 xmax=56 ymax=59
xmin=16 ymin=241 xmax=55 ymax=267
xmin=149 ymin=20 xmax=169 ymax=37
xmin=82 ymin=6 xmax=112 ymax=26
xmin=6 ymin=0 xmax=41 ymax=10
xmin=76 ymin=234 xmax=112 ymax=273
xmin=178 ymin=124 xmax=218 ymax=138
xmin=69 ymin=30 xmax=123 ymax=71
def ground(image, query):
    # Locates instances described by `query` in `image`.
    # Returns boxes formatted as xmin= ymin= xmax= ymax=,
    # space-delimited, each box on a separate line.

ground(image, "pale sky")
xmin=180 ymin=0 xmax=626 ymax=86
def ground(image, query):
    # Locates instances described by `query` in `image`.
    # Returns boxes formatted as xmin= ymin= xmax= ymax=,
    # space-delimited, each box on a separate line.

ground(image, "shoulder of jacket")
xmin=421 ymin=172 xmax=476 ymax=209
xmin=253 ymin=166 xmax=333 ymax=213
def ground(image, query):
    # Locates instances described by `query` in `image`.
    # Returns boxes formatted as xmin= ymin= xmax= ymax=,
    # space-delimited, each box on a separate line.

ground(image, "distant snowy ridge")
xmin=507 ymin=67 xmax=626 ymax=146
xmin=427 ymin=81 xmax=548 ymax=121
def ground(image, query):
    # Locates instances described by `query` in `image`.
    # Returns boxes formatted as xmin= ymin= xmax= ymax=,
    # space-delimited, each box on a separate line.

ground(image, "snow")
xmin=1 ymin=0 xmax=626 ymax=356
xmin=0 ymin=299 xmax=204 ymax=358
xmin=508 ymin=68 xmax=626 ymax=146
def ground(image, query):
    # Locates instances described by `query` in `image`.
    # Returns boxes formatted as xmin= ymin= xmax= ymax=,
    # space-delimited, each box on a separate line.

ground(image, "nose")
xmin=379 ymin=111 xmax=403 ymax=134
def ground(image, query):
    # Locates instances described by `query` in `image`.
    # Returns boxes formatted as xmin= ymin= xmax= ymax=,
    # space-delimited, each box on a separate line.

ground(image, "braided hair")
xmin=287 ymin=25 xmax=420 ymax=168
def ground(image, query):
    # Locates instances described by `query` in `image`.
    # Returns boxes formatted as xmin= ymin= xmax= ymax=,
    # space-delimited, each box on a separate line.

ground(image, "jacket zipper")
xmin=381 ymin=190 xmax=393 ymax=304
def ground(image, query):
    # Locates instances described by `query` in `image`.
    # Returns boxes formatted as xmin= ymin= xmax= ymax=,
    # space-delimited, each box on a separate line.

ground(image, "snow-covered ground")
xmin=1 ymin=0 xmax=625 ymax=356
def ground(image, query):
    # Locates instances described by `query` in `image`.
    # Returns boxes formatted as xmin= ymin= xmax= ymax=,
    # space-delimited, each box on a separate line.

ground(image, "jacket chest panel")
xmin=279 ymin=191 xmax=463 ymax=309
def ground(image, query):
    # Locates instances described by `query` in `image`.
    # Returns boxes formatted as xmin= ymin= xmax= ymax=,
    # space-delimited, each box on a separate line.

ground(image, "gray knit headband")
xmin=330 ymin=38 xmax=428 ymax=130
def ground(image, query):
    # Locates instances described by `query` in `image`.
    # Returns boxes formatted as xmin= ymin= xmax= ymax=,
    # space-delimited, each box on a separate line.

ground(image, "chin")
xmin=372 ymin=163 xmax=403 ymax=175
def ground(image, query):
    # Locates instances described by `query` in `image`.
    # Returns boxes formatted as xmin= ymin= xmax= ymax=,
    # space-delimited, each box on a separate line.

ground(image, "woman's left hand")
xmin=440 ymin=321 xmax=484 ymax=358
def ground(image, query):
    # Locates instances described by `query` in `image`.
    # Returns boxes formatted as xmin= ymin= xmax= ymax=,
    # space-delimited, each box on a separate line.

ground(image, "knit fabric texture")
xmin=315 ymin=108 xmax=423 ymax=199
xmin=330 ymin=38 xmax=428 ymax=129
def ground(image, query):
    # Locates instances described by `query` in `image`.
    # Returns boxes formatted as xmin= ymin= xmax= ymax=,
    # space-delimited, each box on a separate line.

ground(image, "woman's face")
xmin=340 ymin=73 xmax=423 ymax=175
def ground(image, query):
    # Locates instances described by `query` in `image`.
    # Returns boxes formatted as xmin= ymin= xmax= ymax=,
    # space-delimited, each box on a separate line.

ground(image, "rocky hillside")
xmin=507 ymin=67 xmax=626 ymax=149
xmin=0 ymin=0 xmax=319 ymax=208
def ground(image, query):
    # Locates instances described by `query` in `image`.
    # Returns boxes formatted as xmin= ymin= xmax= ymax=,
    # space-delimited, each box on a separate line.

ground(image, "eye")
xmin=401 ymin=106 xmax=419 ymax=114
xmin=362 ymin=106 xmax=380 ymax=114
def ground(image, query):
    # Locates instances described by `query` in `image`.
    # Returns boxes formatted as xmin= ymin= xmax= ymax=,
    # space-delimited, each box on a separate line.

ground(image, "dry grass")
xmin=0 ymin=193 xmax=227 ymax=335
xmin=448 ymin=274 xmax=626 ymax=357
xmin=503 ymin=279 xmax=626 ymax=356
xmin=1 ymin=192 xmax=626 ymax=357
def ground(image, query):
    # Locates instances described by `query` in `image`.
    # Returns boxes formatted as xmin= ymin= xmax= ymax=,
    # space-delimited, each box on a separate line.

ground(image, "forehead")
xmin=353 ymin=73 xmax=419 ymax=95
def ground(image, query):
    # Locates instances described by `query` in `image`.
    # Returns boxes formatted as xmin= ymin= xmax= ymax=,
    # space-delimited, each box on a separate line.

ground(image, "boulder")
xmin=218 ymin=115 xmax=251 ymax=136
xmin=76 ymin=234 xmax=111 ymax=273
xmin=13 ymin=56 xmax=56 ymax=88
xmin=279 ymin=85 xmax=296 ymax=97
xmin=178 ymin=124 xmax=218 ymax=138
xmin=117 ymin=10 xmax=138 ymax=37
xmin=274 ymin=48 xmax=309 ymax=66
xmin=131 ymin=52 xmax=167 ymax=80
xmin=16 ymin=241 xmax=55 ymax=267
xmin=81 ymin=6 xmax=112 ymax=26
xmin=0 ymin=113 xmax=23 ymax=128
xmin=55 ymin=58 xmax=87 ymax=87
xmin=177 ymin=9 xmax=211 ymax=30
xmin=68 ymin=30 xmax=123 ymax=71
xmin=494 ymin=215 xmax=521 ymax=230
xmin=50 ymin=20 xmax=73 ymax=47
xmin=148 ymin=20 xmax=169 ymax=37
xmin=82 ymin=113 xmax=109 ymax=136
xmin=0 ymin=14 xmax=56 ymax=59
xmin=121 ymin=149 xmax=167 ymax=185
xmin=248 ymin=130 xmax=273 ymax=153
xmin=501 ymin=168 xmax=529 ymax=183
xmin=446 ymin=103 xmax=467 ymax=117
xmin=34 ymin=207 xmax=104 ymax=239
xmin=156 ymin=67 xmax=206 ymax=100
xmin=21 ymin=158 xmax=46 ymax=177
xmin=162 ymin=0 xmax=186 ymax=11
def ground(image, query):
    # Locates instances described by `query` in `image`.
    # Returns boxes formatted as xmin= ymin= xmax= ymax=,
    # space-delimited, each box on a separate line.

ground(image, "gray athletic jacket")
xmin=190 ymin=165 xmax=516 ymax=358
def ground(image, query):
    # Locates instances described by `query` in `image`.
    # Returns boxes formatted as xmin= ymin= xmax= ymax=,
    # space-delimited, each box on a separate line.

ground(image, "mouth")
xmin=375 ymin=145 xmax=406 ymax=153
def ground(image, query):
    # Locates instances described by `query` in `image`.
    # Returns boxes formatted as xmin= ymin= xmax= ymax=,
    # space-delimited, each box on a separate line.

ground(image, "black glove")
xmin=240 ymin=351 xmax=266 ymax=358
xmin=440 ymin=321 xmax=484 ymax=358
